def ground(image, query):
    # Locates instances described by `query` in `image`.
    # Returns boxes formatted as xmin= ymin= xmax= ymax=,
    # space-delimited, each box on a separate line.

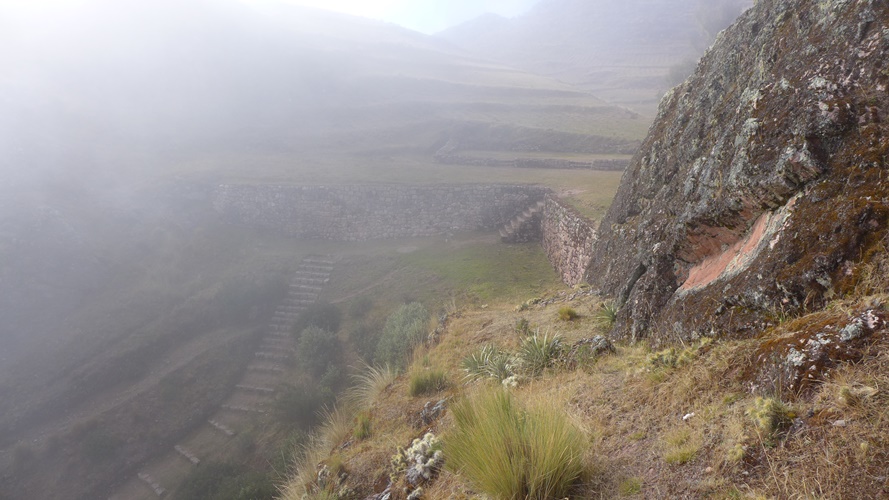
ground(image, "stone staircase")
xmin=129 ymin=255 xmax=336 ymax=499
xmin=499 ymin=200 xmax=545 ymax=243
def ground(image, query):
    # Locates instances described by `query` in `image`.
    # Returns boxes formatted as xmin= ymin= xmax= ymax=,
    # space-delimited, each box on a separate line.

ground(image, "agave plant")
xmin=517 ymin=332 xmax=563 ymax=377
xmin=461 ymin=345 xmax=514 ymax=382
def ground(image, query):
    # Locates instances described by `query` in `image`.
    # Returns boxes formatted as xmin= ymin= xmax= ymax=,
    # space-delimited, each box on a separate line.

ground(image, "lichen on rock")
xmin=588 ymin=0 xmax=889 ymax=345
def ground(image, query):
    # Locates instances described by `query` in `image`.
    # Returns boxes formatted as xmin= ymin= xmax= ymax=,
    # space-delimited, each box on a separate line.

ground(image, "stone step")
xmin=208 ymin=419 xmax=236 ymax=436
xmin=276 ymin=305 xmax=305 ymax=313
xmin=248 ymin=364 xmax=285 ymax=373
xmin=293 ymin=266 xmax=333 ymax=279
xmin=303 ymin=258 xmax=335 ymax=266
xmin=290 ymin=280 xmax=326 ymax=289
xmin=137 ymin=472 xmax=166 ymax=497
xmin=174 ymin=445 xmax=201 ymax=465
xmin=221 ymin=404 xmax=266 ymax=414
xmin=236 ymin=384 xmax=277 ymax=394
xmin=282 ymin=299 xmax=315 ymax=307
xmin=255 ymin=351 xmax=290 ymax=361
xmin=274 ymin=312 xmax=301 ymax=321
xmin=260 ymin=341 xmax=295 ymax=351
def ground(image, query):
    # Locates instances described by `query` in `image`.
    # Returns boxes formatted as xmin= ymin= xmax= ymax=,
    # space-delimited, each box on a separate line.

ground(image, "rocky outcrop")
xmin=589 ymin=0 xmax=889 ymax=343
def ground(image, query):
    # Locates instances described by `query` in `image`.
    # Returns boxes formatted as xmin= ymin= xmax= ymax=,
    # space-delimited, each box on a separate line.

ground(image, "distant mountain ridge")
xmin=439 ymin=0 xmax=753 ymax=112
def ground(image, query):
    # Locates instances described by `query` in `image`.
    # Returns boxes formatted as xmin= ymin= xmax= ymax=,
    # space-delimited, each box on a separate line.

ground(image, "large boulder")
xmin=589 ymin=0 xmax=889 ymax=344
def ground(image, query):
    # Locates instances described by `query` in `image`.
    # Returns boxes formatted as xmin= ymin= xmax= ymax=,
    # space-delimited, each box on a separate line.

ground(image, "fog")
xmin=0 ymin=0 xmax=751 ymax=497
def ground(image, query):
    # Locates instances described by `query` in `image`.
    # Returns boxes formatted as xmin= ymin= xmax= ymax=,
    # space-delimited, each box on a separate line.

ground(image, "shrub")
xmin=517 ymin=333 xmax=563 ymax=376
xmin=595 ymin=301 xmax=619 ymax=331
xmin=348 ymin=322 xmax=382 ymax=361
xmin=292 ymin=302 xmax=342 ymax=338
xmin=348 ymin=296 xmax=374 ymax=319
xmin=374 ymin=303 xmax=429 ymax=369
xmin=461 ymin=345 xmax=513 ymax=382
xmin=446 ymin=389 xmax=585 ymax=499
xmin=276 ymin=383 xmax=334 ymax=429
xmin=408 ymin=368 xmax=449 ymax=397
xmin=177 ymin=461 xmax=276 ymax=500
xmin=297 ymin=326 xmax=341 ymax=377
xmin=558 ymin=306 xmax=579 ymax=321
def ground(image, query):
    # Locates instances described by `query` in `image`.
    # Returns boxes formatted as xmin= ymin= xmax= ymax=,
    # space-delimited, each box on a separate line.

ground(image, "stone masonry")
xmin=541 ymin=194 xmax=597 ymax=287
xmin=213 ymin=184 xmax=548 ymax=241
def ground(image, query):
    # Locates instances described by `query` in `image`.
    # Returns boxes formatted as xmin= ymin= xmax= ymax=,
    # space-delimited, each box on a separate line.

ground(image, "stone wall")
xmin=213 ymin=184 xmax=548 ymax=241
xmin=541 ymin=194 xmax=597 ymax=286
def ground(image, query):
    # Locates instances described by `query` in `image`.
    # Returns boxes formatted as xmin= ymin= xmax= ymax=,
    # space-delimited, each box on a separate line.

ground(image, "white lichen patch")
xmin=786 ymin=347 xmax=806 ymax=367
xmin=391 ymin=432 xmax=444 ymax=494
xmin=738 ymin=87 xmax=763 ymax=113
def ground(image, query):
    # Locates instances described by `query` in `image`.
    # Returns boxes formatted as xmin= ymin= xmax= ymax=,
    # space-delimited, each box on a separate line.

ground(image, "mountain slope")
xmin=439 ymin=0 xmax=753 ymax=113
xmin=0 ymin=0 xmax=641 ymax=188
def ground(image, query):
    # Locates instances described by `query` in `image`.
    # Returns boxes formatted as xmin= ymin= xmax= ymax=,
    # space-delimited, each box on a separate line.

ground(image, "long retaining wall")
xmin=213 ymin=184 xmax=548 ymax=241
xmin=541 ymin=194 xmax=597 ymax=287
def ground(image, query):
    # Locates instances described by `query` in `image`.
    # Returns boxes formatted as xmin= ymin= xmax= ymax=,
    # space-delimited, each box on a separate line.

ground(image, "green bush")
xmin=374 ymin=302 xmax=429 ymax=369
xmin=276 ymin=383 xmax=334 ymax=429
xmin=297 ymin=326 xmax=341 ymax=377
xmin=348 ymin=322 xmax=382 ymax=362
xmin=348 ymin=296 xmax=374 ymax=319
xmin=594 ymin=301 xmax=619 ymax=331
xmin=446 ymin=389 xmax=585 ymax=499
xmin=292 ymin=302 xmax=342 ymax=338
xmin=517 ymin=333 xmax=563 ymax=377
xmin=177 ymin=461 xmax=276 ymax=500
xmin=408 ymin=368 xmax=449 ymax=397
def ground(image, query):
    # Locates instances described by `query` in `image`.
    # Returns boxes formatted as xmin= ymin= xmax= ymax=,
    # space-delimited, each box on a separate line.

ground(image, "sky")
xmin=0 ymin=0 xmax=540 ymax=34
xmin=260 ymin=0 xmax=540 ymax=33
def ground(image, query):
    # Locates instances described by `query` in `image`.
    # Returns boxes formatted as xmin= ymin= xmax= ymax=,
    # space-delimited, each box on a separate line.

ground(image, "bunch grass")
xmin=446 ymin=389 xmax=585 ymax=499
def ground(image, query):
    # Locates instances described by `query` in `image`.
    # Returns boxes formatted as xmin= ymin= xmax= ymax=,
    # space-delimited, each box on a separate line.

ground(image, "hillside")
xmin=439 ymin=0 xmax=753 ymax=114
xmin=278 ymin=1 xmax=889 ymax=499
xmin=0 ymin=0 xmax=643 ymax=189
xmin=0 ymin=1 xmax=642 ymax=498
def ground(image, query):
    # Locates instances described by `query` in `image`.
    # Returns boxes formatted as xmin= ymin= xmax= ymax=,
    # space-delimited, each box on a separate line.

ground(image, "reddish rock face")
xmin=588 ymin=0 xmax=889 ymax=344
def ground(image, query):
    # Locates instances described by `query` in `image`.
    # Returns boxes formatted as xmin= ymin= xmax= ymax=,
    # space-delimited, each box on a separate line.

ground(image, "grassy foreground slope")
xmin=282 ymin=246 xmax=889 ymax=499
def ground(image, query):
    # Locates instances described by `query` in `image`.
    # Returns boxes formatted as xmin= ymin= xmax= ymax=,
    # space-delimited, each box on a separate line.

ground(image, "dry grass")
xmin=446 ymin=388 xmax=586 ymax=500
xmin=342 ymin=364 xmax=397 ymax=411
xmin=279 ymin=276 xmax=889 ymax=499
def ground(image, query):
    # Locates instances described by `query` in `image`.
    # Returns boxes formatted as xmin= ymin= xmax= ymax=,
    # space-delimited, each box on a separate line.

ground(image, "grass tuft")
xmin=353 ymin=412 xmax=372 ymax=441
xmin=662 ymin=428 xmax=700 ymax=465
xmin=746 ymin=397 xmax=794 ymax=438
xmin=446 ymin=388 xmax=585 ymax=499
xmin=343 ymin=363 xmax=397 ymax=411
xmin=558 ymin=306 xmax=579 ymax=321
xmin=408 ymin=368 xmax=450 ymax=397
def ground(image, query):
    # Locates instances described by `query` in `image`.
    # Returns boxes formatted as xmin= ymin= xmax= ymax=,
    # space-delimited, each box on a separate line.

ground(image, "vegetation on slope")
xmin=280 ymin=248 xmax=889 ymax=498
